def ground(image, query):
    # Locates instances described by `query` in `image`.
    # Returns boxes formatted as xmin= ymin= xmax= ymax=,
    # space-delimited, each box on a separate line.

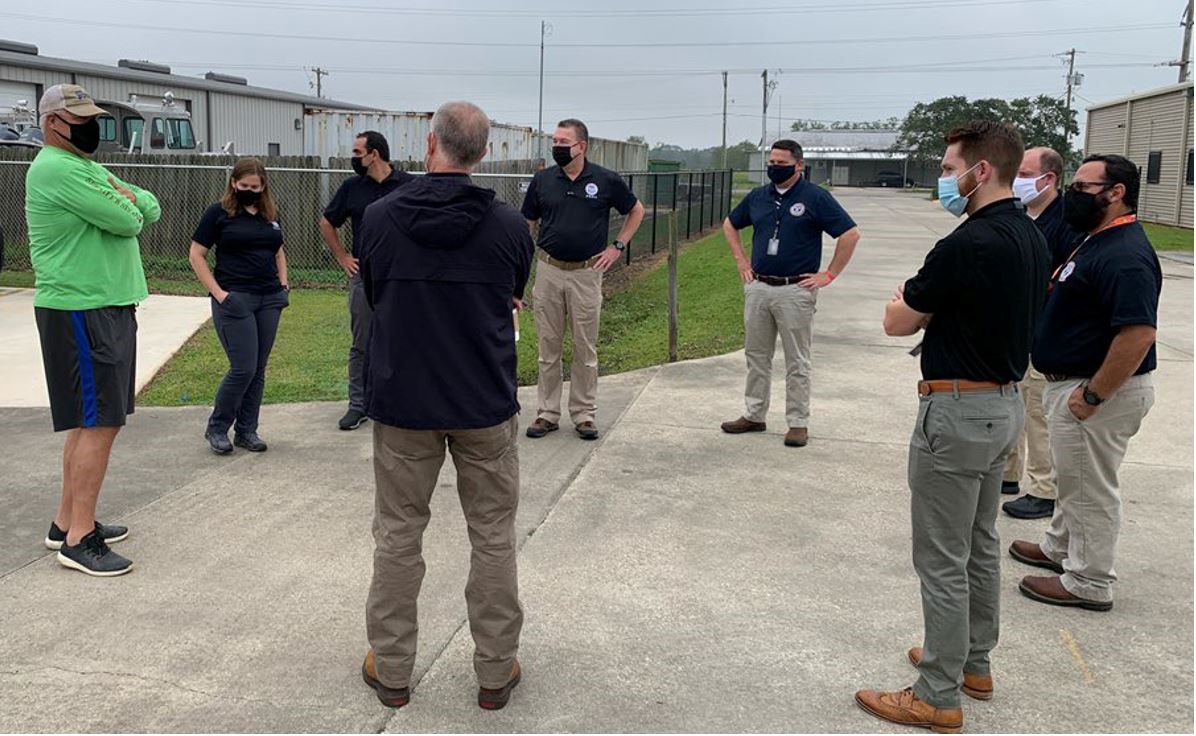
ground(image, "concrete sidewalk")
xmin=0 ymin=288 xmax=211 ymax=408
xmin=0 ymin=190 xmax=1191 ymax=732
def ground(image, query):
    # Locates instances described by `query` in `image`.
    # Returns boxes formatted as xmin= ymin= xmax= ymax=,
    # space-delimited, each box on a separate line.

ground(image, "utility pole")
xmin=310 ymin=67 xmax=328 ymax=98
xmin=760 ymin=70 xmax=777 ymax=177
xmin=1178 ymin=0 xmax=1193 ymax=82
xmin=537 ymin=20 xmax=551 ymax=161
xmin=721 ymin=70 xmax=728 ymax=169
xmin=1064 ymin=48 xmax=1077 ymax=113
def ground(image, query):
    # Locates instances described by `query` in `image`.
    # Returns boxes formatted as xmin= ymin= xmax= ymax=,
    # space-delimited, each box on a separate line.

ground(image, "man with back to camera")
xmin=1000 ymin=146 xmax=1085 ymax=520
xmin=719 ymin=139 xmax=861 ymax=447
xmin=856 ymin=121 xmax=1049 ymax=733
xmin=26 ymin=84 xmax=162 ymax=576
xmin=1010 ymin=154 xmax=1160 ymax=612
xmin=357 ymin=101 xmax=533 ymax=711
xmin=318 ymin=131 xmax=414 ymax=431
xmin=520 ymin=118 xmax=645 ymax=442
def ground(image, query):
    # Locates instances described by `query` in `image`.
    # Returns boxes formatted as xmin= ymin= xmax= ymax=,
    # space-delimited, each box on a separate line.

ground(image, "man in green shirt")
xmin=27 ymin=84 xmax=161 ymax=577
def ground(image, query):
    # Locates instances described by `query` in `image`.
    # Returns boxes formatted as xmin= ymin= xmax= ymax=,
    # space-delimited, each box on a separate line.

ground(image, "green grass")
xmin=138 ymin=229 xmax=748 ymax=407
xmin=1142 ymin=221 xmax=1194 ymax=252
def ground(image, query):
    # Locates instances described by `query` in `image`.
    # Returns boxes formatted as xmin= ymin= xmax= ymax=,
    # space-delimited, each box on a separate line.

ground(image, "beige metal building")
xmin=1084 ymin=81 xmax=1193 ymax=228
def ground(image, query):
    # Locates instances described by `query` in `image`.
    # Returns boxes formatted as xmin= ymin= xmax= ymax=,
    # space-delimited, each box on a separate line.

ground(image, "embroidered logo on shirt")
xmin=271 ymin=221 xmax=281 ymax=230
xmin=1059 ymin=261 xmax=1076 ymax=281
xmin=789 ymin=203 xmax=806 ymax=217
xmin=584 ymin=182 xmax=599 ymax=198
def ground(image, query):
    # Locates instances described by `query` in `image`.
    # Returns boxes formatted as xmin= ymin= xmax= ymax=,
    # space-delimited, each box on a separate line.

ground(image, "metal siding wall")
xmin=72 ymin=74 xmax=210 ymax=151
xmin=1085 ymin=105 xmax=1128 ymax=157
xmin=0 ymin=63 xmax=64 ymax=87
xmin=1127 ymin=91 xmax=1186 ymax=225
xmin=304 ymin=110 xmax=432 ymax=161
xmin=1183 ymin=95 xmax=1194 ymax=228
xmin=212 ymin=93 xmax=304 ymax=155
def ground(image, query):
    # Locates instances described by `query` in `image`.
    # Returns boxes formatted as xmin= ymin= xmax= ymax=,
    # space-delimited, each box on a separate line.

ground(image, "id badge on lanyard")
xmin=767 ymin=198 xmax=782 ymax=256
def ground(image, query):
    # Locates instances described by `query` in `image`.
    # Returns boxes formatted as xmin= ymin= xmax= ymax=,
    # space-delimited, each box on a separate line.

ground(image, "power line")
xmin=125 ymin=0 xmax=1073 ymax=18
xmin=0 ymin=12 xmax=1173 ymax=50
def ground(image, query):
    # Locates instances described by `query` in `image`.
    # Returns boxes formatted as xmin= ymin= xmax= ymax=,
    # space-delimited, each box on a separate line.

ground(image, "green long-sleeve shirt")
xmin=25 ymin=145 xmax=162 ymax=310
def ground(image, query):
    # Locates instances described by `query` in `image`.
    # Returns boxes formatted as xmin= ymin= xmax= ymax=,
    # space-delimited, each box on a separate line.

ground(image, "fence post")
xmin=624 ymin=173 xmax=633 ymax=266
xmin=668 ymin=209 xmax=679 ymax=364
xmin=686 ymin=171 xmax=693 ymax=240
xmin=726 ymin=169 xmax=733 ymax=216
xmin=698 ymin=171 xmax=707 ymax=237
xmin=651 ymin=173 xmax=659 ymax=254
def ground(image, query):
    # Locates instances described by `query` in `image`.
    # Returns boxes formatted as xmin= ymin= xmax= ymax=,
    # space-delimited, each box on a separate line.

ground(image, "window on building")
xmin=1147 ymin=150 xmax=1162 ymax=184
xmin=1187 ymin=149 xmax=1193 ymax=186
xmin=267 ymin=142 xmax=281 ymax=157
xmin=150 ymin=118 xmax=166 ymax=149
xmin=123 ymin=118 xmax=144 ymax=149
xmin=96 ymin=115 xmax=117 ymax=143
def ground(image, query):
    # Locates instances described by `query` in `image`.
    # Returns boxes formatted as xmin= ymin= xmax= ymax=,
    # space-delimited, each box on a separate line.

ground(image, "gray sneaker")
xmin=57 ymin=530 xmax=133 ymax=577
xmin=206 ymin=431 xmax=233 ymax=455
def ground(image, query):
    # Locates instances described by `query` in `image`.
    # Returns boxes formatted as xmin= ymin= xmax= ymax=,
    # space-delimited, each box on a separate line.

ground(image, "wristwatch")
xmin=1082 ymin=383 xmax=1104 ymax=406
xmin=612 ymin=239 xmax=627 ymax=252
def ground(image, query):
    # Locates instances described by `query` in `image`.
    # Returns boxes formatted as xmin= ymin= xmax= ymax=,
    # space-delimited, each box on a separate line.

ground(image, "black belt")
xmin=756 ymin=274 xmax=802 ymax=286
xmin=1043 ymin=373 xmax=1087 ymax=382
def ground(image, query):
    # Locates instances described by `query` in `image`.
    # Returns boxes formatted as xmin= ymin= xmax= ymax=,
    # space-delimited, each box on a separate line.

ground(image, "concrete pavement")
xmin=0 ymin=189 xmax=1191 ymax=732
xmin=0 ymin=288 xmax=210 ymax=408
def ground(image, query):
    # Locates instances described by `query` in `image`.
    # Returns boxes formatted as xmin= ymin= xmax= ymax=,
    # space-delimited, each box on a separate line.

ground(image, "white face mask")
xmin=1012 ymin=173 xmax=1049 ymax=205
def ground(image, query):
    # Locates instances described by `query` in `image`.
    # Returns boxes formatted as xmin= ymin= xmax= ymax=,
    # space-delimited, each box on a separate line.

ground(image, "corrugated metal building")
xmin=1084 ymin=81 xmax=1193 ymax=228
xmin=0 ymin=43 xmax=368 ymax=155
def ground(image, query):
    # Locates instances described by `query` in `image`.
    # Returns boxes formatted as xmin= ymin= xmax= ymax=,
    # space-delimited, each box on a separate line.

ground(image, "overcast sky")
xmin=2 ymin=0 xmax=1190 ymax=148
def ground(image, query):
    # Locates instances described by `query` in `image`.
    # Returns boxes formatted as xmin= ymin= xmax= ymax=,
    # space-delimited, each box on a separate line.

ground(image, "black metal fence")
xmin=0 ymin=148 xmax=731 ymax=286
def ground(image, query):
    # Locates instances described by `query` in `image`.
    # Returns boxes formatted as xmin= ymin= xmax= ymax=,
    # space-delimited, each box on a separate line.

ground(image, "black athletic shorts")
xmin=34 ymin=306 xmax=137 ymax=432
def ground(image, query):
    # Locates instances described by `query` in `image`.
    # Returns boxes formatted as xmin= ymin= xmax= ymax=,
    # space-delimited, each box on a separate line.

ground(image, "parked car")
xmin=875 ymin=171 xmax=914 ymax=188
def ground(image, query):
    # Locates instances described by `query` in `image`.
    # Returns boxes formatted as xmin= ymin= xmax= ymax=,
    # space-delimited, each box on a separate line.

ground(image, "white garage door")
xmin=0 ymin=79 xmax=38 ymax=111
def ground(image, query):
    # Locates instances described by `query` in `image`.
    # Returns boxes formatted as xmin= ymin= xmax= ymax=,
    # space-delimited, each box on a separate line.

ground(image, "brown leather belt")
xmin=538 ymin=252 xmax=599 ymax=271
xmin=756 ymin=274 xmax=803 ymax=286
xmin=917 ymin=380 xmax=1015 ymax=397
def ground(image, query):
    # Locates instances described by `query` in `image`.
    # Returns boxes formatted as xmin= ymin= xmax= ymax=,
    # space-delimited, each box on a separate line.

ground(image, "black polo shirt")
xmin=192 ymin=203 xmax=284 ymax=294
xmin=1032 ymin=219 xmax=1161 ymax=378
xmin=903 ymin=198 xmax=1050 ymax=382
xmin=323 ymin=168 xmax=415 ymax=256
xmin=1032 ymin=193 xmax=1085 ymax=270
xmin=520 ymin=161 xmax=638 ymax=262
xmin=727 ymin=176 xmax=856 ymax=277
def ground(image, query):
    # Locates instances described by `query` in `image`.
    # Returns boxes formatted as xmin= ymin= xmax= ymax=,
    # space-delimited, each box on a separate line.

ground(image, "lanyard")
xmin=1049 ymin=214 xmax=1137 ymax=284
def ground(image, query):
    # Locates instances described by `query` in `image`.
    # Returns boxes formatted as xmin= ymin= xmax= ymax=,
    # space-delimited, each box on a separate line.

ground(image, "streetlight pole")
xmin=537 ymin=20 xmax=546 ymax=161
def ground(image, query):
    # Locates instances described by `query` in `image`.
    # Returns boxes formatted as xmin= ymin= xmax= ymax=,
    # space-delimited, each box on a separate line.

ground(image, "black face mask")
xmin=1062 ymin=188 xmax=1109 ymax=232
xmin=767 ymin=164 xmax=797 ymax=185
xmin=351 ymin=155 xmax=369 ymax=176
xmin=234 ymin=189 xmax=262 ymax=208
xmin=552 ymin=144 xmax=577 ymax=168
xmin=59 ymin=116 xmax=100 ymax=154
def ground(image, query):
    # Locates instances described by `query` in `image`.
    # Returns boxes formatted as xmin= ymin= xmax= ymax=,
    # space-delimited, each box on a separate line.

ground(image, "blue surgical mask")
xmin=937 ymin=163 xmax=981 ymax=217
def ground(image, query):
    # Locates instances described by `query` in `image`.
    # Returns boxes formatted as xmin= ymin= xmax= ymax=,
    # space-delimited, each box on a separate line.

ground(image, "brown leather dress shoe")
xmin=361 ymin=650 xmax=411 ymax=708
xmin=525 ymin=418 xmax=559 ymax=439
xmin=1019 ymin=574 xmax=1112 ymax=611
xmin=1008 ymin=540 xmax=1064 ymax=574
xmin=575 ymin=421 xmax=599 ymax=440
xmin=721 ymin=416 xmax=766 ymax=434
xmin=478 ymin=659 xmax=521 ymax=710
xmin=784 ymin=427 xmax=809 ymax=447
xmin=907 ymin=647 xmax=993 ymax=701
xmin=855 ymin=687 xmax=963 ymax=733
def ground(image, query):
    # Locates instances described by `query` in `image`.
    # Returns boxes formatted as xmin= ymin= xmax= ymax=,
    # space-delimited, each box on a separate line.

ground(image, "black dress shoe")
xmin=1003 ymin=494 xmax=1055 ymax=520
xmin=234 ymin=432 xmax=268 ymax=452
xmin=206 ymin=431 xmax=233 ymax=455
xmin=1001 ymin=481 xmax=1021 ymax=495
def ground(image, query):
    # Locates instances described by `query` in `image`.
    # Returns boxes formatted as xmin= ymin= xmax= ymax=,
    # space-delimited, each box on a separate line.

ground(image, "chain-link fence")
xmin=0 ymin=150 xmax=732 ymax=288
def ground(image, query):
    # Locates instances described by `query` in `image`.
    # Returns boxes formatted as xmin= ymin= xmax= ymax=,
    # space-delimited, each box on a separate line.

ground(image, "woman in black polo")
xmin=188 ymin=157 xmax=289 ymax=455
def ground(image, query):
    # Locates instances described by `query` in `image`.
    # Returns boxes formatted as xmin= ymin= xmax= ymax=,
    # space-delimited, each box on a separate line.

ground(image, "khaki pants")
xmin=1040 ymin=374 xmax=1154 ymax=603
xmin=908 ymin=386 xmax=1023 ymax=708
xmin=533 ymin=259 xmax=602 ymax=425
xmin=366 ymin=416 xmax=523 ymax=690
xmin=743 ymin=281 xmax=817 ymax=428
xmin=1002 ymin=366 xmax=1056 ymax=499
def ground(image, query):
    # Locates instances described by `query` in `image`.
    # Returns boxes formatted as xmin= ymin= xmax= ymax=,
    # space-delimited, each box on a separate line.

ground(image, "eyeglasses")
xmin=1067 ymin=180 xmax=1112 ymax=194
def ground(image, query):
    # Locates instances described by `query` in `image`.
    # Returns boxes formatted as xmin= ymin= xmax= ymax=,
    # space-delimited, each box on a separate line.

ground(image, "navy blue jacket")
xmin=359 ymin=173 xmax=534 ymax=430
